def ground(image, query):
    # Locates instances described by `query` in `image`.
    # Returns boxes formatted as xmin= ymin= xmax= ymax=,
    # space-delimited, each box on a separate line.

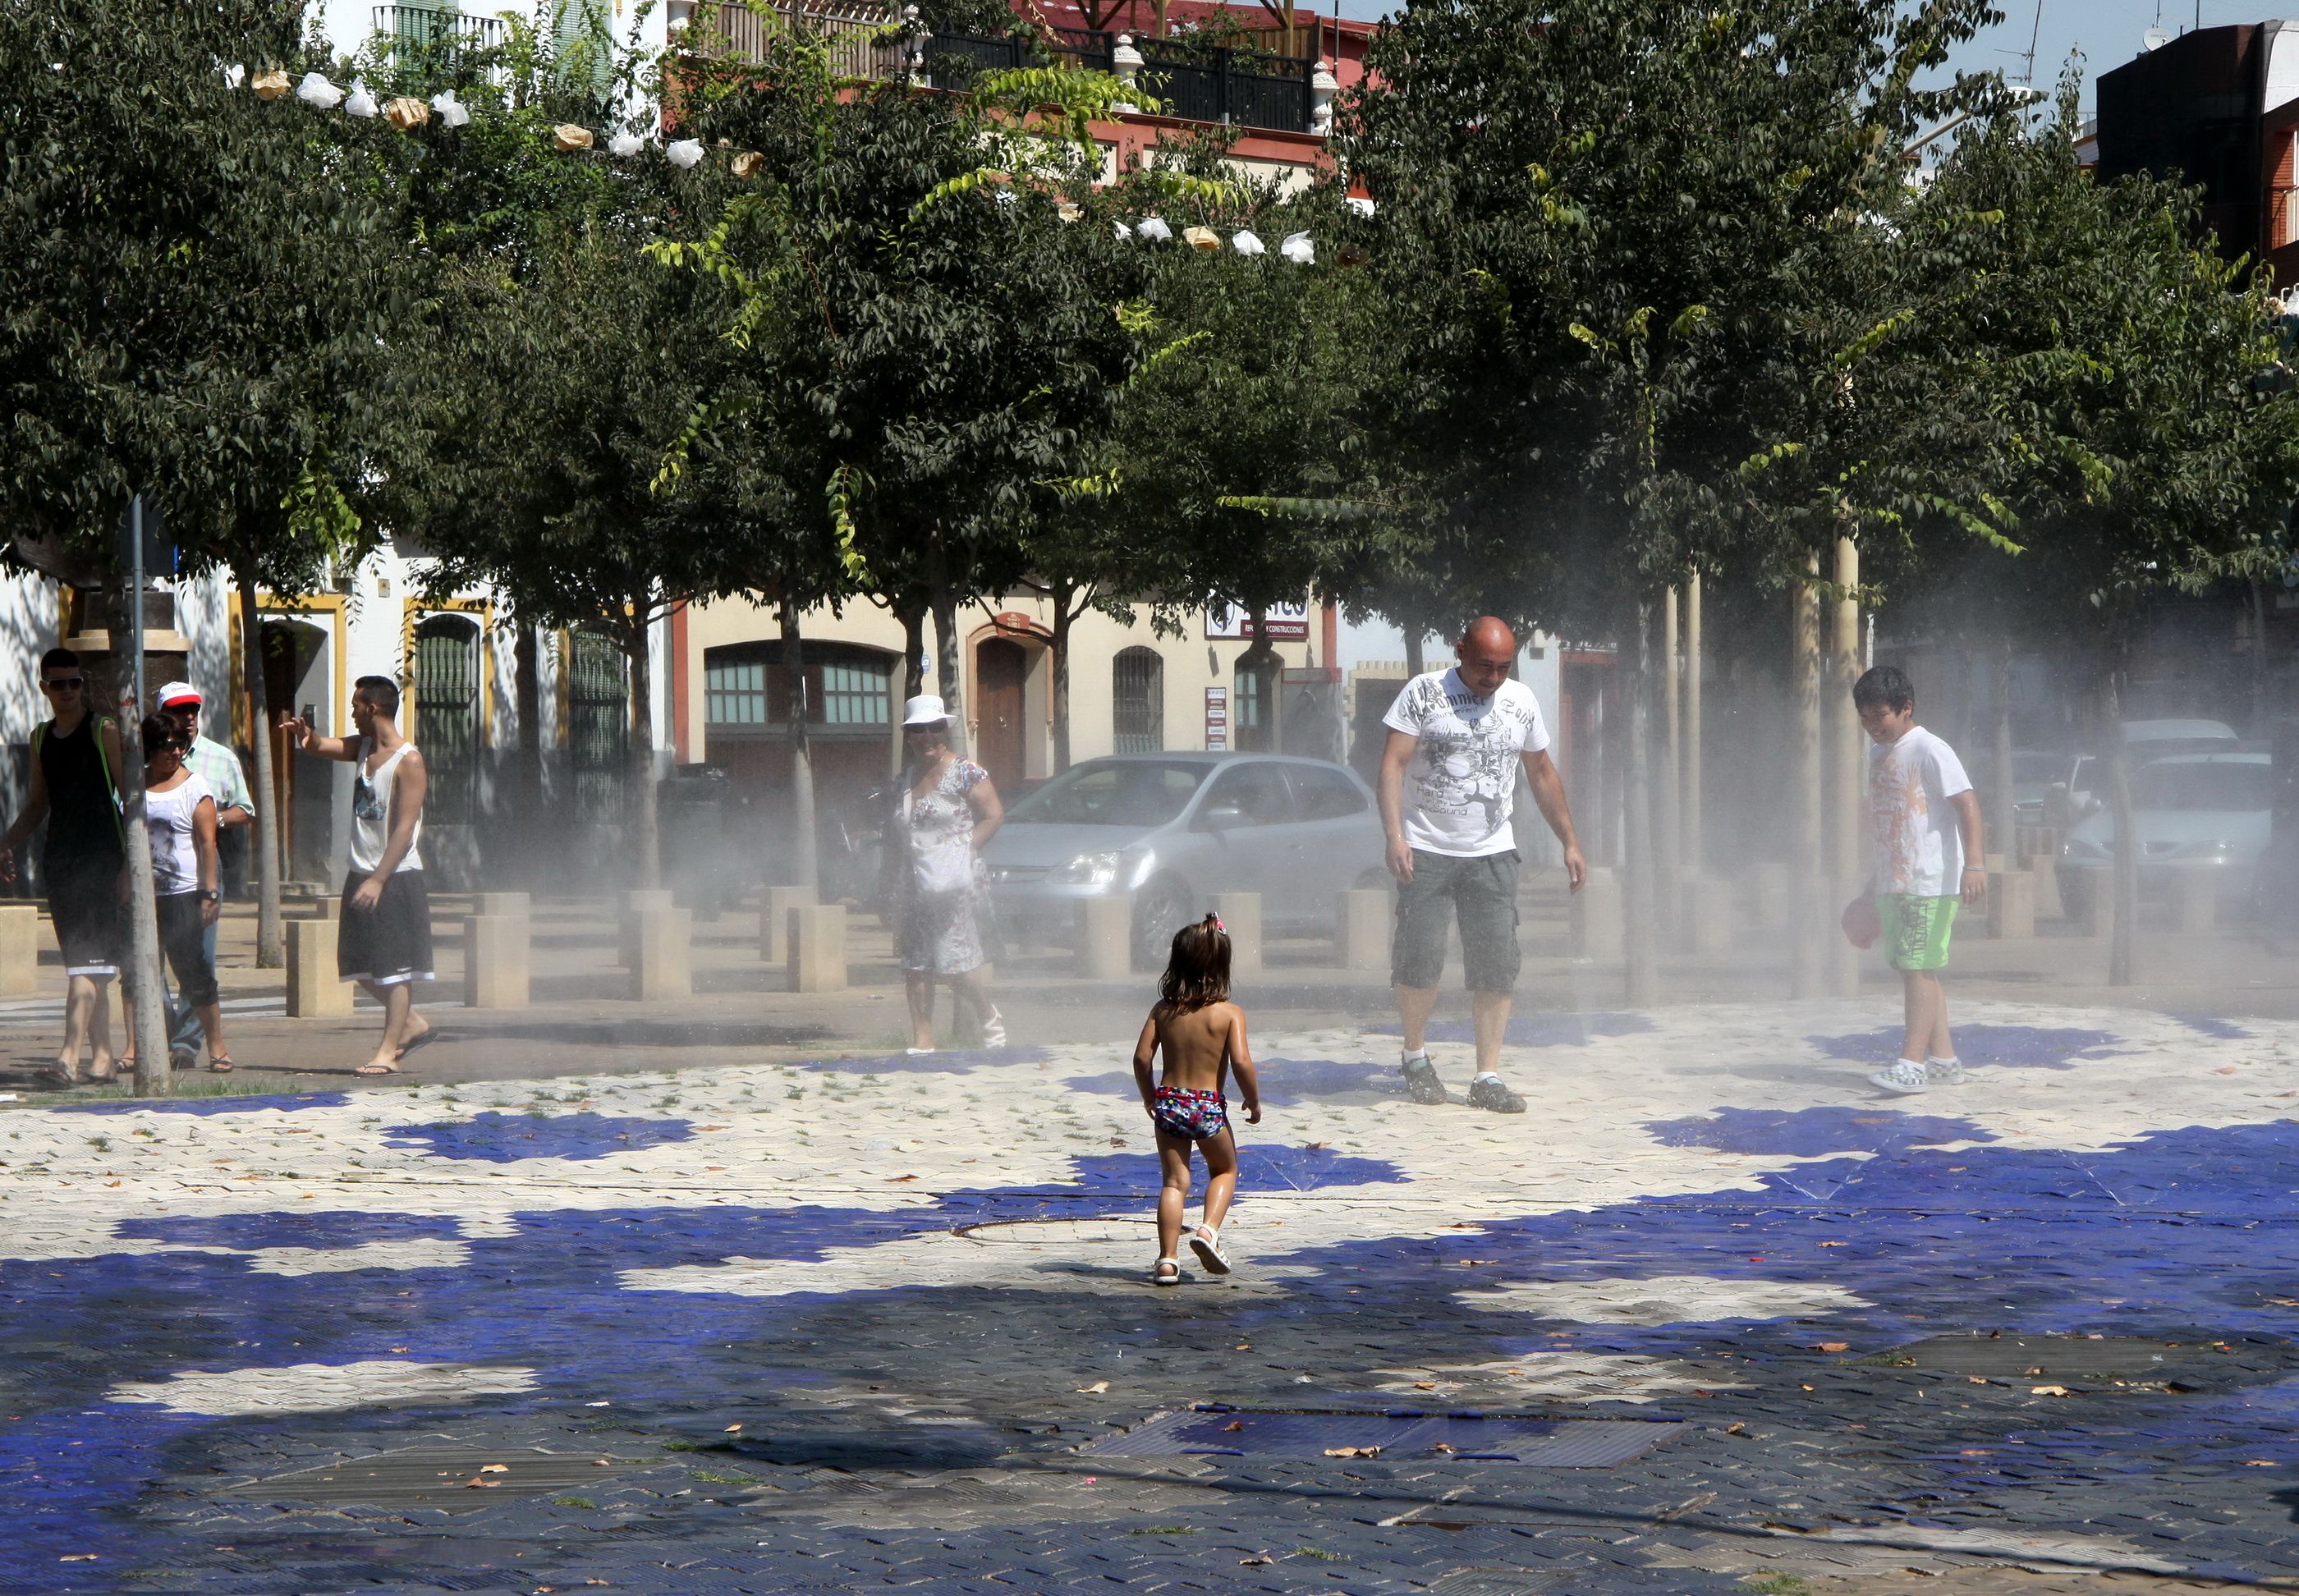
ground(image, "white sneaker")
xmin=1869 ymin=1059 xmax=1930 ymax=1094
xmin=1926 ymin=1056 xmax=1967 ymax=1086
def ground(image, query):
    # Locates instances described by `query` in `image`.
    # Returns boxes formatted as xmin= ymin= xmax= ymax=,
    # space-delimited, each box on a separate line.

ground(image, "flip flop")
xmin=396 ymin=1028 xmax=440 ymax=1061
xmin=354 ymin=1062 xmax=402 ymax=1076
xmin=34 ymin=1066 xmax=76 ymax=1088
xmin=208 ymin=1057 xmax=235 ymax=1073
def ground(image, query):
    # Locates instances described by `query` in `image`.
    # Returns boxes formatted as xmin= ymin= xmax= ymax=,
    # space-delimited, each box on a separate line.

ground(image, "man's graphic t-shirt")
xmin=1865 ymin=725 xmax=1973 ymax=897
xmin=1381 ymin=668 xmax=1550 ymax=857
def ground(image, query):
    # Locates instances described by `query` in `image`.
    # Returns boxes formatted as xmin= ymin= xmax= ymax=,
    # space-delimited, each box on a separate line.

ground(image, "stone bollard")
xmin=463 ymin=914 xmax=530 ymax=1009
xmin=631 ymin=906 xmax=692 ymax=1001
xmin=476 ymin=892 xmax=530 ymax=921
xmin=1986 ymin=868 xmax=2036 ymax=940
xmin=1681 ymin=873 xmax=1734 ymax=956
xmin=619 ymin=887 xmax=675 ymax=968
xmin=1333 ymin=887 xmax=1388 ymax=972
xmin=2074 ymin=867 xmax=2115 ymax=938
xmin=287 ymin=918 xmax=351 ymax=1016
xmin=1212 ymin=892 xmax=1262 ymax=974
xmin=2172 ymin=869 xmax=2219 ymax=936
xmin=1749 ymin=862 xmax=1794 ymax=929
xmin=1572 ymin=867 xmax=1624 ymax=961
xmin=1077 ymin=895 xmax=1132 ymax=979
xmin=0 ymin=904 xmax=35 ymax=996
xmin=312 ymin=895 xmax=342 ymax=921
xmin=788 ymin=902 xmax=848 ymax=993
xmin=759 ymin=883 xmax=817 ymax=965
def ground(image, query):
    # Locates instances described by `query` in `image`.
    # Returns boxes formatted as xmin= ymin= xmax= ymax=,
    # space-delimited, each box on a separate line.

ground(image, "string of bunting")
xmin=225 ymin=61 xmax=1368 ymax=258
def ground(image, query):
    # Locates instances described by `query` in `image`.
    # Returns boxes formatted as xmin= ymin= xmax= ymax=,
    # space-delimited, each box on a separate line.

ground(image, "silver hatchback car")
xmin=982 ymin=752 xmax=1391 ymax=962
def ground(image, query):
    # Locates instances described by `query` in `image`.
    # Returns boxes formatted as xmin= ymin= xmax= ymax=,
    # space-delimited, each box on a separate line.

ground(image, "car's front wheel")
xmin=1131 ymin=876 xmax=1195 ymax=970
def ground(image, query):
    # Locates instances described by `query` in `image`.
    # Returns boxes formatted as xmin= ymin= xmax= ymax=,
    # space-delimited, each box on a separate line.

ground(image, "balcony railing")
xmin=691 ymin=0 xmax=906 ymax=81
xmin=374 ymin=4 xmax=507 ymax=53
xmin=929 ymin=29 xmax=1312 ymax=134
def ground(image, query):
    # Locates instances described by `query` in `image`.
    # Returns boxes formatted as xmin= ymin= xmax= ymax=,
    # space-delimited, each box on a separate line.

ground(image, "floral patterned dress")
xmin=894 ymin=755 xmax=992 ymax=976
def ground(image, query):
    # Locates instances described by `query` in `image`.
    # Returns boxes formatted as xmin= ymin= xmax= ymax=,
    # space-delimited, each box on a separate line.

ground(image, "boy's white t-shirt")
xmin=1865 ymin=725 xmax=1972 ymax=897
xmin=1379 ymin=668 xmax=1550 ymax=857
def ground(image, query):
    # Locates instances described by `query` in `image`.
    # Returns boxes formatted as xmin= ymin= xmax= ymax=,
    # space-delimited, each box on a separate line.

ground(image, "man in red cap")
xmin=155 ymin=682 xmax=254 ymax=1066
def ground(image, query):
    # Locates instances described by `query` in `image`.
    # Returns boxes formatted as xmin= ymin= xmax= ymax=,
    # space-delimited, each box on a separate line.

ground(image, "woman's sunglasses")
xmin=41 ymin=676 xmax=85 ymax=691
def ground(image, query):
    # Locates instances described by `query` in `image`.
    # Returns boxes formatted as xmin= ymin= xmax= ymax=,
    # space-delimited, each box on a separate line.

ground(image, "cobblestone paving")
xmin=4 ymin=999 xmax=2298 ymax=1593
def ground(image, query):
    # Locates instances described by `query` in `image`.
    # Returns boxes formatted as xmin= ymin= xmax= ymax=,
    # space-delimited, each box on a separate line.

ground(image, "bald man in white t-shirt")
xmin=1376 ymin=617 xmax=1586 ymax=1113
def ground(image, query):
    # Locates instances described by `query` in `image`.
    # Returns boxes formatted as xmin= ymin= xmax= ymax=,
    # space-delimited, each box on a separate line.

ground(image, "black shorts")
xmin=156 ymin=892 xmax=220 ymax=1008
xmin=44 ymin=851 xmax=122 ymax=979
xmin=338 ymin=869 xmax=434 ymax=986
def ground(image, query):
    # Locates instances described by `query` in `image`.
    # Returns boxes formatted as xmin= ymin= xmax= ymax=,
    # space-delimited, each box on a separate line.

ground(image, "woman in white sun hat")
xmin=888 ymin=695 xmax=1006 ymax=1052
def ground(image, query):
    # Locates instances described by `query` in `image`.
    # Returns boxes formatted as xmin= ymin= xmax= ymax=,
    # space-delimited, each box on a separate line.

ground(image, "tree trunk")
xmin=930 ymin=583 xmax=966 ymax=754
xmin=115 ymin=672 xmax=170 ymax=1094
xmin=1829 ymin=534 xmax=1862 ymax=998
xmin=515 ymin=621 xmax=544 ymax=889
xmin=1622 ymin=599 xmax=1658 ymax=1007
xmin=780 ymin=601 xmax=819 ymax=894
xmin=1792 ymin=551 xmax=1826 ymax=998
xmin=1657 ymin=585 xmax=1680 ymax=881
xmin=2251 ymin=578 xmax=2270 ymax=733
xmin=2104 ymin=626 xmax=2137 ymax=987
xmin=238 ymin=573 xmax=283 ymax=968
xmin=1403 ymin=626 xmax=1425 ymax=677
xmin=1989 ymin=632 xmax=2015 ymax=869
xmin=1682 ymin=569 xmax=1704 ymax=871
xmin=629 ymin=618 xmax=660 ymax=891
xmin=1051 ymin=588 xmax=1075 ymax=773
xmin=893 ymin=600 xmax=926 ymax=776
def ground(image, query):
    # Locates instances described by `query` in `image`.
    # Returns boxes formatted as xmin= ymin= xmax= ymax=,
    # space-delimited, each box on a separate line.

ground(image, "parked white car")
xmin=2042 ymin=719 xmax=2242 ymax=832
xmin=2058 ymin=751 xmax=2274 ymax=917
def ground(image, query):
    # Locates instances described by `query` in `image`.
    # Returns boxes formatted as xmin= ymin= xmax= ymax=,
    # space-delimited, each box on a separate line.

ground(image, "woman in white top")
xmin=135 ymin=716 xmax=228 ymax=1070
xmin=282 ymin=676 xmax=436 ymax=1076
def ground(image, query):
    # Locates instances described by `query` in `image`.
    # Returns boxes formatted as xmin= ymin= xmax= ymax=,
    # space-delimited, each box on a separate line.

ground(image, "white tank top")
xmin=349 ymin=738 xmax=424 ymax=875
xmin=146 ymin=774 xmax=212 ymax=896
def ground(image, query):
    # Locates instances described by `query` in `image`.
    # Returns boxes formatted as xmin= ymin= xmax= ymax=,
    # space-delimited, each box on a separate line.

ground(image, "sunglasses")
xmin=42 ymin=676 xmax=85 ymax=691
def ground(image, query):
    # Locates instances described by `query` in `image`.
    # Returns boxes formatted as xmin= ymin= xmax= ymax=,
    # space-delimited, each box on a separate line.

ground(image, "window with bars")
xmin=704 ymin=643 xmax=893 ymax=734
xmin=412 ymin=614 xmax=480 ymax=825
xmin=568 ymin=631 xmax=628 ymax=825
xmin=1113 ymin=647 xmax=1163 ymax=753
xmin=1232 ymin=656 xmax=1277 ymax=752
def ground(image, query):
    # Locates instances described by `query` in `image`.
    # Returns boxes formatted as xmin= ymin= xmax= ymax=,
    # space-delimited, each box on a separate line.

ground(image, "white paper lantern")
xmin=344 ymin=80 xmax=379 ymax=118
xmin=1113 ymin=218 xmax=1132 ymax=240
xmin=666 ymin=138 xmax=704 ymax=169
xmin=609 ymin=131 xmax=644 ymax=158
xmin=223 ymin=63 xmax=246 ymax=90
xmin=1231 ymin=229 xmax=1265 ymax=257
xmin=1279 ymin=231 xmax=1314 ymax=264
xmin=295 ymin=71 xmax=343 ymax=110
xmin=1135 ymin=215 xmax=1172 ymax=243
xmin=1344 ymin=195 xmax=1375 ymax=219
xmin=429 ymin=90 xmax=470 ymax=128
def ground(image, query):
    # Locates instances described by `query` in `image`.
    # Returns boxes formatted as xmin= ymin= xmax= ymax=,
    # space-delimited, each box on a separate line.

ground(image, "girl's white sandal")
xmin=1152 ymin=1256 xmax=1182 ymax=1286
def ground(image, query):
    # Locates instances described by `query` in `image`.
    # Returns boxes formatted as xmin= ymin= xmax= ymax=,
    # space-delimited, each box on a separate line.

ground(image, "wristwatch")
xmin=199 ymin=889 xmax=221 ymax=902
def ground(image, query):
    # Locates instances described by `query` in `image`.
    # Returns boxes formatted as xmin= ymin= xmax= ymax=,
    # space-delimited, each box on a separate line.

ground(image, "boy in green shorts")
xmin=1839 ymin=665 xmax=1986 ymax=1094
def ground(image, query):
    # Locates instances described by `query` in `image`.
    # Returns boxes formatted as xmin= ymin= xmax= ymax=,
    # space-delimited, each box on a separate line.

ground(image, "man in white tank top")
xmin=282 ymin=676 xmax=438 ymax=1075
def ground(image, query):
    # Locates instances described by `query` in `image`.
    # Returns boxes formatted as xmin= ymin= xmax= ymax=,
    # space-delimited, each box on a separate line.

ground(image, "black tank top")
xmin=39 ymin=716 xmax=122 ymax=865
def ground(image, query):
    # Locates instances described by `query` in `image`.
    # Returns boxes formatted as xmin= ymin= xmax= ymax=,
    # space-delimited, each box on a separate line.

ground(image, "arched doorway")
xmin=1232 ymin=651 xmax=1278 ymax=753
xmin=1113 ymin=647 xmax=1164 ymax=753
xmin=973 ymin=637 xmax=1030 ymax=793
xmin=567 ymin=631 xmax=629 ymax=826
xmin=261 ymin=617 xmax=331 ymax=879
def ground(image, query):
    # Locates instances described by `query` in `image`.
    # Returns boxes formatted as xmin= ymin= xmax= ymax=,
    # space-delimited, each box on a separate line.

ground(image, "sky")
xmin=1311 ymin=1 xmax=2299 ymax=119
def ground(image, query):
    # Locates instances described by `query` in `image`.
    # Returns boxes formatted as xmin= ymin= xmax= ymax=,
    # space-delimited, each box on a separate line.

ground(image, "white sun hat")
xmin=902 ymin=695 xmax=949 ymax=727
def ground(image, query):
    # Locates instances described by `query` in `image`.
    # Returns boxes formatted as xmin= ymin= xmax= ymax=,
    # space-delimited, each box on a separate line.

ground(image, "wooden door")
xmin=261 ymin=620 xmax=325 ymax=869
xmin=973 ymin=638 xmax=1028 ymax=793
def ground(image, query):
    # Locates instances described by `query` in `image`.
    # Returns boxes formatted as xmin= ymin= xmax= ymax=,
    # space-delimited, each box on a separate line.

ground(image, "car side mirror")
xmin=1198 ymin=803 xmax=1245 ymax=832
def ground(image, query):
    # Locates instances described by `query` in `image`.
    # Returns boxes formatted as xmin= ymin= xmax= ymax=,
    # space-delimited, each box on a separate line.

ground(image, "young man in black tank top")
xmin=0 ymin=649 xmax=128 ymax=1084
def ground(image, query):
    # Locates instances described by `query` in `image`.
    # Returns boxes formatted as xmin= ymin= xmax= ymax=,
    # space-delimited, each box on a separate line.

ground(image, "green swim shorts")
xmin=1878 ymin=893 xmax=1957 ymax=972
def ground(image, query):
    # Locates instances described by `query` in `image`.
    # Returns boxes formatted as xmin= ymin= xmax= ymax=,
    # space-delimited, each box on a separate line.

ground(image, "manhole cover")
xmin=218 ymin=1446 xmax=635 ymax=1509
xmin=953 ymin=1218 xmax=1156 ymax=1245
xmin=1862 ymin=1335 xmax=2214 ymax=1385
xmin=1081 ymin=1406 xmax=1683 ymax=1466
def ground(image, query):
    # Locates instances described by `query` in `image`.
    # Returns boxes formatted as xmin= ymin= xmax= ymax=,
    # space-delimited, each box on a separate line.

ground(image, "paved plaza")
xmin=3 ymin=988 xmax=2298 ymax=1594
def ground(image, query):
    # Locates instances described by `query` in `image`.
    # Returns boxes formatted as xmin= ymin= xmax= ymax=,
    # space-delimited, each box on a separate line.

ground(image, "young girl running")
xmin=1131 ymin=914 xmax=1262 ymax=1286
